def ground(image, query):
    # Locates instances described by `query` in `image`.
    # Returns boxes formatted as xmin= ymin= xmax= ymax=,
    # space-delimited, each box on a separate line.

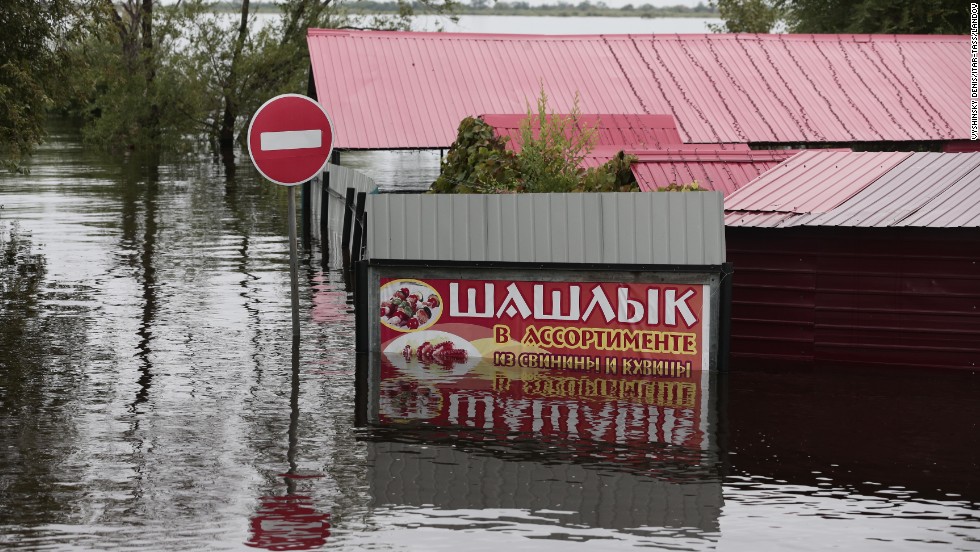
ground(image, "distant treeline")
xmin=216 ymin=1 xmax=718 ymax=18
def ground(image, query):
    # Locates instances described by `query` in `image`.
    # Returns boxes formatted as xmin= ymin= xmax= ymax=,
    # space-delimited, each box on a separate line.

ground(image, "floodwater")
xmin=1 ymin=125 xmax=978 ymax=551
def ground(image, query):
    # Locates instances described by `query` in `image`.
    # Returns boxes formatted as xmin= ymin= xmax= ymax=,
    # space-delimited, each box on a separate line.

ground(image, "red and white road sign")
xmin=247 ymin=94 xmax=335 ymax=186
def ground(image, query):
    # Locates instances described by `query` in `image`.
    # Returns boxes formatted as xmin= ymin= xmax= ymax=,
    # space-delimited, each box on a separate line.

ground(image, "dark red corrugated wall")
xmin=726 ymin=227 xmax=980 ymax=370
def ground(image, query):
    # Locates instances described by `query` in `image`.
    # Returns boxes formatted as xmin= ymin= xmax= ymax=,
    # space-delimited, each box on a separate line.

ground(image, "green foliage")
xmin=710 ymin=0 xmax=969 ymax=34
xmin=0 ymin=0 xmax=77 ymax=172
xmin=48 ymin=0 xmax=460 ymax=155
xmin=430 ymin=117 xmax=517 ymax=193
xmin=59 ymin=4 xmax=201 ymax=151
xmin=513 ymin=89 xmax=598 ymax=193
xmin=656 ymin=181 xmax=705 ymax=192
xmin=431 ymin=89 xmax=639 ymax=194
xmin=580 ymin=150 xmax=639 ymax=192
xmin=708 ymin=0 xmax=784 ymax=33
xmin=788 ymin=0 xmax=968 ymax=34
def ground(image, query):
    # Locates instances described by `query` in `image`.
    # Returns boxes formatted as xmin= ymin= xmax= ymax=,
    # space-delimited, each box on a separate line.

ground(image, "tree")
xmin=56 ymin=0 xmax=460 ymax=155
xmin=788 ymin=0 xmax=967 ymax=34
xmin=707 ymin=0 xmax=784 ymax=33
xmin=710 ymin=0 xmax=969 ymax=35
xmin=0 ymin=0 xmax=77 ymax=172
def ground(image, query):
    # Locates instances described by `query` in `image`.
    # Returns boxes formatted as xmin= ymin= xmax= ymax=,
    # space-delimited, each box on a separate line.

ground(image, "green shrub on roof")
xmin=430 ymin=89 xmax=639 ymax=194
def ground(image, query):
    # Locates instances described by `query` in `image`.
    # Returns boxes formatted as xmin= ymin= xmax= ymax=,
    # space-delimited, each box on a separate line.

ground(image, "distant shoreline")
xmin=215 ymin=2 xmax=718 ymax=19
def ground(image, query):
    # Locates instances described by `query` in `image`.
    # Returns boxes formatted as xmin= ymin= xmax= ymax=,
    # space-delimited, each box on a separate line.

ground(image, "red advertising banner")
xmin=380 ymin=277 xmax=710 ymax=375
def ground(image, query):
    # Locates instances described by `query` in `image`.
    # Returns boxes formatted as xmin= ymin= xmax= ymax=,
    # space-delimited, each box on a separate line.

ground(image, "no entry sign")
xmin=247 ymin=94 xmax=334 ymax=186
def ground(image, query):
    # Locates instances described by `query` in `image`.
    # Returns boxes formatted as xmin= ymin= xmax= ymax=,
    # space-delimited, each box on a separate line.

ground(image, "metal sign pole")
xmin=247 ymin=94 xmax=334 ymax=340
xmin=288 ymin=186 xmax=301 ymax=338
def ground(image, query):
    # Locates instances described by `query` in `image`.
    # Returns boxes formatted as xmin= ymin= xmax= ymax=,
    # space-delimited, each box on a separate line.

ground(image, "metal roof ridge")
xmin=628 ymin=150 xmax=796 ymax=161
xmin=307 ymin=29 xmax=969 ymax=43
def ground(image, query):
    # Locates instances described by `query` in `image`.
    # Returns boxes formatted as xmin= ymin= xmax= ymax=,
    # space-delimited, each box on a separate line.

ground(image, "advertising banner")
xmin=379 ymin=276 xmax=710 ymax=375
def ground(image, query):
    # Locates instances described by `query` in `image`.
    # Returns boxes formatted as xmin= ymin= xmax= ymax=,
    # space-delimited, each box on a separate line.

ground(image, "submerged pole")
xmin=351 ymin=191 xmax=367 ymax=262
xmin=341 ymin=187 xmax=355 ymax=255
xmin=288 ymin=186 xmax=300 ymax=338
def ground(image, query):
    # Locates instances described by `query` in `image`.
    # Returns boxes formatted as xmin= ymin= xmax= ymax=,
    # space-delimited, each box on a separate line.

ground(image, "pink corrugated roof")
xmin=307 ymin=30 xmax=968 ymax=150
xmin=725 ymin=152 xmax=980 ymax=228
xmin=725 ymin=151 xmax=911 ymax=213
xmin=628 ymin=149 xmax=800 ymax=194
xmin=481 ymin=114 xmax=684 ymax=151
xmin=899 ymin=163 xmax=980 ymax=227
xmin=478 ymin=113 xmax=791 ymax=193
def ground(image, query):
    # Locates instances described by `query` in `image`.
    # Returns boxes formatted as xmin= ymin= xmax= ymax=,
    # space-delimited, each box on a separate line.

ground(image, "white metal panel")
xmin=436 ymin=194 xmax=454 ymax=260
xmin=650 ymin=195 xmax=670 ymax=262
xmin=705 ymin=192 xmax=725 ymax=263
xmin=467 ymin=194 xmax=487 ymax=261
xmin=365 ymin=191 xmax=725 ymax=265
xmin=452 ymin=195 xmax=470 ymax=261
xmin=517 ymin=196 xmax=536 ymax=263
xmin=499 ymin=194 xmax=520 ymax=262
xmin=685 ymin=193 xmax=705 ymax=264
xmin=633 ymin=192 xmax=654 ymax=264
xmin=389 ymin=195 xmax=407 ymax=260
xmin=667 ymin=193 xmax=687 ymax=264
xmin=370 ymin=194 xmax=390 ymax=259
xmin=403 ymin=194 xmax=423 ymax=261
xmin=533 ymin=194 xmax=552 ymax=263
xmin=565 ymin=194 xmax=585 ymax=263
xmin=601 ymin=194 xmax=620 ymax=265
xmin=419 ymin=193 xmax=438 ymax=261
xmin=549 ymin=194 xmax=569 ymax=263
xmin=581 ymin=194 xmax=603 ymax=264
xmin=616 ymin=193 xmax=637 ymax=264
xmin=486 ymin=195 xmax=503 ymax=262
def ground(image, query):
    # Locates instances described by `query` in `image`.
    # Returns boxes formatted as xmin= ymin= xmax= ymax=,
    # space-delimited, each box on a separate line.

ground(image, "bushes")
xmin=429 ymin=116 xmax=517 ymax=193
xmin=430 ymin=90 xmax=639 ymax=194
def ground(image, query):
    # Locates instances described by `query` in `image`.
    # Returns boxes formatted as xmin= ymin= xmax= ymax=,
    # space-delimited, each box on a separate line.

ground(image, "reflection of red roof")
xmin=308 ymin=30 xmax=967 ymax=149
xmin=725 ymin=151 xmax=980 ymax=228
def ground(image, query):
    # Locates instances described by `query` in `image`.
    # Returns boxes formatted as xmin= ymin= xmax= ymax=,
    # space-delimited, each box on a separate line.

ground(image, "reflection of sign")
xmin=377 ymin=355 xmax=708 ymax=453
xmin=245 ymin=495 xmax=331 ymax=550
xmin=247 ymin=94 xmax=335 ymax=186
xmin=380 ymin=277 xmax=709 ymax=372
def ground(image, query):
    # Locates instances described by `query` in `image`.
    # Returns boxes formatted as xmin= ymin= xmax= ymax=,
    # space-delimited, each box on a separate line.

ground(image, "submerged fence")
xmin=310 ymin=163 xmax=377 ymax=266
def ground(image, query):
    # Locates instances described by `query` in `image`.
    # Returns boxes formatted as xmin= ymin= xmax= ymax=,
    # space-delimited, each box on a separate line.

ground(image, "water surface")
xmin=0 ymin=125 xmax=978 ymax=551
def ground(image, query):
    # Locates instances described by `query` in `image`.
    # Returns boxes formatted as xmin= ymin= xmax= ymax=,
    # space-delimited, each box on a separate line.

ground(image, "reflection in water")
xmin=358 ymin=354 xmax=723 ymax=541
xmin=119 ymin=158 xmax=160 ymax=411
xmin=246 ymin=338 xmax=332 ymax=550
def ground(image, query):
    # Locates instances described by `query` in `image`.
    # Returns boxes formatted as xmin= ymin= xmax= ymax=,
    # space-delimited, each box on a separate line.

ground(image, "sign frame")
xmin=358 ymin=259 xmax=731 ymax=373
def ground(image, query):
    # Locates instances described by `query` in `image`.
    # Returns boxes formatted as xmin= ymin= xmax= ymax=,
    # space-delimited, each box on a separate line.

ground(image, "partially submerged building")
xmin=725 ymin=151 xmax=980 ymax=370
xmin=305 ymin=30 xmax=976 ymax=368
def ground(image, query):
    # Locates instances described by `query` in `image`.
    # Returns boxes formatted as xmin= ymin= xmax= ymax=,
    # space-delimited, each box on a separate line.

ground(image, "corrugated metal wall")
xmin=727 ymin=227 xmax=980 ymax=369
xmin=367 ymin=440 xmax=723 ymax=532
xmin=311 ymin=163 xmax=376 ymax=245
xmin=368 ymin=192 xmax=726 ymax=265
